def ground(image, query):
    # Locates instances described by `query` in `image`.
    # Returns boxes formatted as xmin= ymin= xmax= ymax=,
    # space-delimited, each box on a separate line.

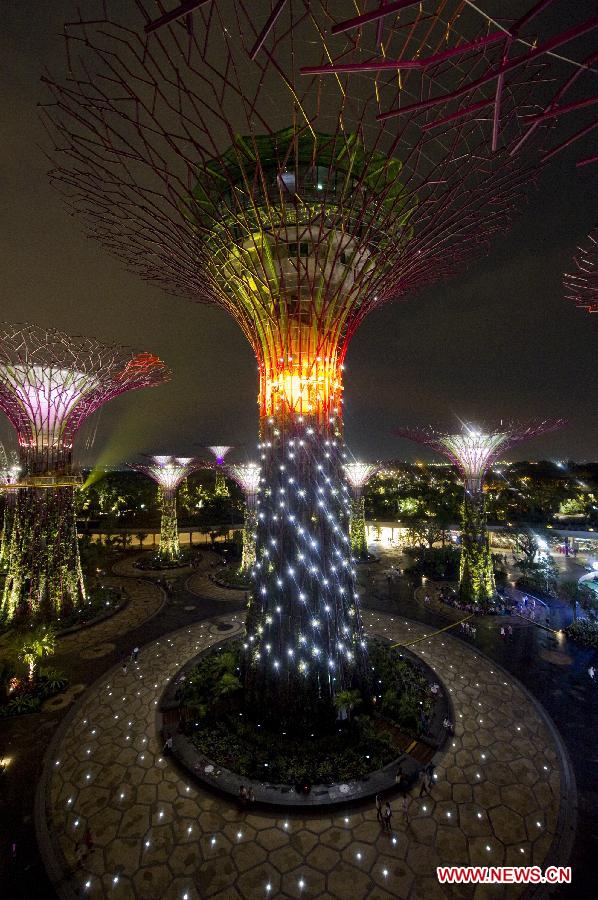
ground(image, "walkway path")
xmin=37 ymin=612 xmax=574 ymax=900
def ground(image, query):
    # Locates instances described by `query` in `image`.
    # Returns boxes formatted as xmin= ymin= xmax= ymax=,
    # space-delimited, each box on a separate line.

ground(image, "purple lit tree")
xmin=0 ymin=323 xmax=169 ymax=623
xmin=226 ymin=463 xmax=262 ymax=573
xmin=345 ymin=463 xmax=381 ymax=558
xmin=396 ymin=421 xmax=563 ymax=603
xmin=130 ymin=456 xmax=201 ymax=564
xmin=564 ymin=229 xmax=597 ymax=313
xmin=207 ymin=446 xmax=233 ymax=497
xmin=41 ymin=1 xmax=586 ymax=716
xmin=0 ymin=444 xmax=20 ymax=568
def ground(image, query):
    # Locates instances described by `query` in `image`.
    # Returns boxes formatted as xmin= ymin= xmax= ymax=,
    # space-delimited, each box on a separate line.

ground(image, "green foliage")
xmin=0 ymin=694 xmax=41 ymax=717
xmin=404 ymin=546 xmax=460 ymax=580
xmin=10 ymin=625 xmax=56 ymax=681
xmin=566 ymin=620 xmax=598 ymax=648
xmin=179 ymin=639 xmax=434 ymax=784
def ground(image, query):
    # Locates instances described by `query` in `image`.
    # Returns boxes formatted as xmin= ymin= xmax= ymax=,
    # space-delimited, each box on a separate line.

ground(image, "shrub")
xmin=566 ymin=620 xmax=598 ymax=648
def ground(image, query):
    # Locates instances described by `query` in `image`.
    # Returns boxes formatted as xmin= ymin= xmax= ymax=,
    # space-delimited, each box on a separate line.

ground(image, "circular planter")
xmin=158 ymin=637 xmax=451 ymax=810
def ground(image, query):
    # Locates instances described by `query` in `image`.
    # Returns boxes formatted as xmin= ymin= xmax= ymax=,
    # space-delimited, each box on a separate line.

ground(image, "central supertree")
xmin=396 ymin=422 xmax=562 ymax=603
xmin=226 ymin=463 xmax=262 ymax=573
xmin=345 ymin=463 xmax=381 ymax=558
xmin=206 ymin=445 xmax=233 ymax=497
xmin=130 ymin=456 xmax=200 ymax=564
xmin=42 ymin=0 xmax=581 ymax=715
xmin=0 ymin=323 xmax=169 ymax=623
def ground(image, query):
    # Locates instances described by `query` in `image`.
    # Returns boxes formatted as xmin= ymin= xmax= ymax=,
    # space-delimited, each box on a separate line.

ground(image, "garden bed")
xmin=134 ymin=549 xmax=199 ymax=571
xmin=0 ymin=670 xmax=69 ymax=718
xmin=212 ymin=566 xmax=253 ymax=590
xmin=160 ymin=637 xmax=449 ymax=805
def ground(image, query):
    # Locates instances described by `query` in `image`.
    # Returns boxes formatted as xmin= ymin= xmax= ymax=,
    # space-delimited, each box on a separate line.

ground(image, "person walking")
xmin=588 ymin=666 xmax=595 ymax=680
xmin=121 ymin=658 xmax=128 ymax=675
xmin=500 ymin=626 xmax=505 ymax=638
xmin=375 ymin=793 xmax=383 ymax=824
xmin=383 ymin=801 xmax=393 ymax=832
xmin=402 ymin=795 xmax=410 ymax=825
xmin=131 ymin=647 xmax=139 ymax=663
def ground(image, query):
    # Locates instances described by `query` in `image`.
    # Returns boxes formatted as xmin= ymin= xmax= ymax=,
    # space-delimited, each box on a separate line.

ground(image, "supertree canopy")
xmin=0 ymin=323 xmax=170 ymax=623
xmin=226 ymin=463 xmax=262 ymax=573
xmin=207 ymin=445 xmax=233 ymax=496
xmin=130 ymin=456 xmax=200 ymax=563
xmin=0 ymin=444 xmax=21 ymax=568
xmin=396 ymin=421 xmax=563 ymax=603
xmin=345 ymin=463 xmax=381 ymax=558
xmin=42 ymin=0 xmax=589 ymax=718
xmin=564 ymin=229 xmax=597 ymax=313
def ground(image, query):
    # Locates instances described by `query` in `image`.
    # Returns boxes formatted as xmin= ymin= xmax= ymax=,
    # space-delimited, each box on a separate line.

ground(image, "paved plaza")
xmin=37 ymin=611 xmax=575 ymax=900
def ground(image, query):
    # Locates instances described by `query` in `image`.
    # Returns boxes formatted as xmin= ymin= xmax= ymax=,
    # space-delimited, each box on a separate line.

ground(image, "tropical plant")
xmin=333 ymin=688 xmax=363 ymax=720
xmin=11 ymin=625 xmax=56 ymax=682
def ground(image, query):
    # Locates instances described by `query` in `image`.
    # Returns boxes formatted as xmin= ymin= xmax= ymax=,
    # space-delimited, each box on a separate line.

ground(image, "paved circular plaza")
xmin=37 ymin=611 xmax=575 ymax=899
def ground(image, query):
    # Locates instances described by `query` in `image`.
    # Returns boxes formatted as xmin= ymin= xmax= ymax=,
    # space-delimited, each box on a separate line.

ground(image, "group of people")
xmin=375 ymin=763 xmax=437 ymax=834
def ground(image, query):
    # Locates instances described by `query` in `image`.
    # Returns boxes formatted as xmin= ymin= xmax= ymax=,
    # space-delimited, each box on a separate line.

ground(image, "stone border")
xmin=33 ymin=613 xmax=578 ymax=900
xmin=156 ymin=635 xmax=451 ymax=811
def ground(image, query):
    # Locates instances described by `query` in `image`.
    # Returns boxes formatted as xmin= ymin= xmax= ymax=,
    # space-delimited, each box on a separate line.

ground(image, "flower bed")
xmin=0 ymin=670 xmax=69 ymax=718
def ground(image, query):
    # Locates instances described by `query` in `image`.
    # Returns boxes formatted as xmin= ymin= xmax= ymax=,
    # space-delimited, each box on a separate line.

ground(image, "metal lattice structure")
xmin=0 ymin=323 xmax=170 ymax=623
xmin=227 ymin=462 xmax=262 ymax=572
xmin=40 ymin=1 xmax=587 ymax=718
xmin=396 ymin=420 xmax=563 ymax=602
xmin=345 ymin=462 xmax=381 ymax=557
xmin=564 ymin=229 xmax=598 ymax=313
xmin=130 ymin=456 xmax=200 ymax=563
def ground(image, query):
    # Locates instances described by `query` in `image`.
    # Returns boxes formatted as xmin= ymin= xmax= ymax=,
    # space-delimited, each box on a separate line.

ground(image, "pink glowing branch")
xmin=378 ymin=17 xmax=598 ymax=121
xmin=301 ymin=33 xmax=505 ymax=75
xmin=331 ymin=0 xmax=422 ymax=36
xmin=144 ymin=0 xmax=213 ymax=35
xmin=250 ymin=0 xmax=288 ymax=61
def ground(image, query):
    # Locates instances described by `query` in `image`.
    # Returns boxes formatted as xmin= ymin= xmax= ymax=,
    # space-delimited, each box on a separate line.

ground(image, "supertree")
xmin=0 ymin=323 xmax=170 ymax=623
xmin=395 ymin=421 xmax=563 ymax=603
xmin=0 ymin=445 xmax=21 ymax=568
xmin=226 ymin=463 xmax=262 ymax=573
xmin=564 ymin=229 xmax=597 ymax=313
xmin=206 ymin=445 xmax=233 ymax=497
xmin=345 ymin=463 xmax=381 ymax=558
xmin=130 ymin=456 xmax=200 ymax=563
xmin=41 ymin=1 xmax=588 ymax=718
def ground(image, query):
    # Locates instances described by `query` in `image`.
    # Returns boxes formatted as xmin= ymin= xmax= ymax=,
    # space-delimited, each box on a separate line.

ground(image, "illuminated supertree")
xmin=207 ymin=445 xmax=233 ymax=497
xmin=0 ymin=445 xmax=20 ymax=568
xmin=42 ymin=1 xmax=587 ymax=717
xmin=345 ymin=463 xmax=381 ymax=558
xmin=226 ymin=463 xmax=262 ymax=573
xmin=0 ymin=323 xmax=169 ymax=623
xmin=396 ymin=421 xmax=563 ymax=603
xmin=130 ymin=456 xmax=200 ymax=564
xmin=564 ymin=229 xmax=597 ymax=313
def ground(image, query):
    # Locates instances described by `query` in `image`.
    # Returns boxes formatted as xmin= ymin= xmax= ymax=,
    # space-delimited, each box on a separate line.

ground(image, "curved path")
xmin=57 ymin=577 xmax=165 ymax=658
xmin=37 ymin=611 xmax=575 ymax=900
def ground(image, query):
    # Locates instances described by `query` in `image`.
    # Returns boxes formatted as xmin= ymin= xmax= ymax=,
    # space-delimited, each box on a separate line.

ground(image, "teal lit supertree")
xmin=0 ymin=323 xmax=169 ymax=623
xmin=130 ymin=456 xmax=200 ymax=564
xmin=396 ymin=422 xmax=563 ymax=604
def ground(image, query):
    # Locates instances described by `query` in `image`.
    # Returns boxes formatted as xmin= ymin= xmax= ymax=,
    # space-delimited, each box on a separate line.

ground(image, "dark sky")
xmin=1 ymin=2 xmax=596 ymax=467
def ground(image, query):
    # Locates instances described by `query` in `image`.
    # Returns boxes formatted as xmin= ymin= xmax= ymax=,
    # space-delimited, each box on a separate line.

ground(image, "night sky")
xmin=1 ymin=2 xmax=596 ymax=466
